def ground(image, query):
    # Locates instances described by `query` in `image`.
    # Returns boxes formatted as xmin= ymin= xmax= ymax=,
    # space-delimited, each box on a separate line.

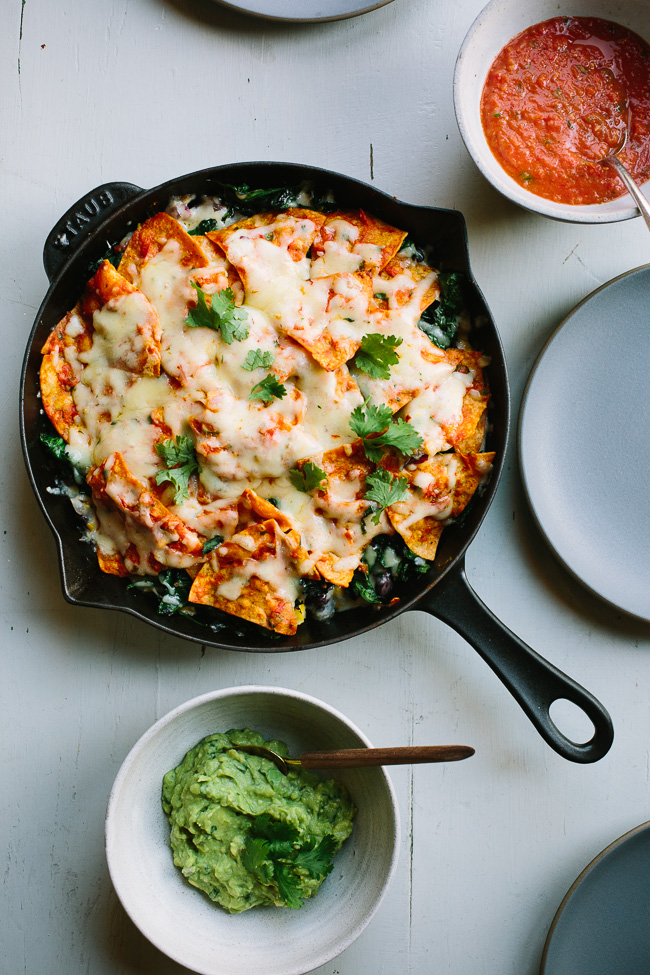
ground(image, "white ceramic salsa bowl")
xmin=454 ymin=0 xmax=650 ymax=223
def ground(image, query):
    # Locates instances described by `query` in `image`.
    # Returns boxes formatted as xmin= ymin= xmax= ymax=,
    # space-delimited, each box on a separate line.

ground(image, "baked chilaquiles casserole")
xmin=39 ymin=187 xmax=494 ymax=636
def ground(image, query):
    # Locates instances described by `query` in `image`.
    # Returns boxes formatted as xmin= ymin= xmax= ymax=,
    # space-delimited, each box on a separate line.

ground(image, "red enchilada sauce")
xmin=481 ymin=17 xmax=650 ymax=204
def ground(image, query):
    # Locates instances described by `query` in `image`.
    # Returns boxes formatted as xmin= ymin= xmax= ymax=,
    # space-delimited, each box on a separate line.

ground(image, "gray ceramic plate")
xmin=210 ymin=0 xmax=394 ymax=22
xmin=519 ymin=265 xmax=650 ymax=622
xmin=540 ymin=821 xmax=650 ymax=974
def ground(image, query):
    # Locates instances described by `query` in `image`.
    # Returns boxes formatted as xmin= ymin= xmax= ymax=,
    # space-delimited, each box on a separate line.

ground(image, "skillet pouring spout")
xmin=419 ymin=559 xmax=613 ymax=763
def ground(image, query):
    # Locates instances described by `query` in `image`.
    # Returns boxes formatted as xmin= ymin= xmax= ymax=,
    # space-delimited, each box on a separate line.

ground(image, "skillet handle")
xmin=43 ymin=181 xmax=143 ymax=281
xmin=419 ymin=561 xmax=613 ymax=763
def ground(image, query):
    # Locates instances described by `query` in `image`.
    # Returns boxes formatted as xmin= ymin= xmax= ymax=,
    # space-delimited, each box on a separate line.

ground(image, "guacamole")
xmin=161 ymin=728 xmax=356 ymax=913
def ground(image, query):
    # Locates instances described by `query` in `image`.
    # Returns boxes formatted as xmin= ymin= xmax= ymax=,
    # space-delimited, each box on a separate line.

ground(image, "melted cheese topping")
xmin=44 ymin=200 xmax=491 ymax=631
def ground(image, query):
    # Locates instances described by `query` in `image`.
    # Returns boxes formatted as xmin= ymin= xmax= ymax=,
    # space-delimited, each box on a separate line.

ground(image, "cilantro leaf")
xmin=185 ymin=282 xmax=216 ymax=330
xmin=362 ymin=418 xmax=423 ymax=463
xmin=349 ymin=399 xmax=393 ymax=439
xmin=249 ymin=374 xmax=287 ymax=404
xmin=274 ymin=862 xmax=305 ymax=909
xmin=352 ymin=333 xmax=402 ymax=380
xmin=186 ymin=282 xmax=250 ymax=344
xmin=241 ymin=837 xmax=274 ymax=882
xmin=154 ymin=435 xmax=200 ymax=504
xmin=350 ymin=399 xmax=423 ymax=462
xmin=375 ymin=418 xmax=423 ymax=454
xmin=154 ymin=466 xmax=196 ymax=503
xmin=242 ymin=814 xmax=340 ymax=909
xmin=288 ymin=461 xmax=327 ymax=494
xmin=210 ymin=288 xmax=250 ymax=343
xmin=242 ymin=349 xmax=275 ymax=372
xmin=291 ymin=836 xmax=337 ymax=878
xmin=155 ymin=435 xmax=196 ymax=469
xmin=364 ymin=469 xmax=409 ymax=524
xmin=250 ymin=814 xmax=300 ymax=855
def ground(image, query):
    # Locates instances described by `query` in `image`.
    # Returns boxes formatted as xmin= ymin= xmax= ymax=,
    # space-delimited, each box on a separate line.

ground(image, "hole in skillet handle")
xmin=43 ymin=182 xmax=144 ymax=282
xmin=419 ymin=559 xmax=614 ymax=764
xmin=549 ymin=699 xmax=595 ymax=746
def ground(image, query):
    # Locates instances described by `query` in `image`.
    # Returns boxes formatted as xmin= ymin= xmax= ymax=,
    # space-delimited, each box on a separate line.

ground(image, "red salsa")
xmin=481 ymin=17 xmax=650 ymax=205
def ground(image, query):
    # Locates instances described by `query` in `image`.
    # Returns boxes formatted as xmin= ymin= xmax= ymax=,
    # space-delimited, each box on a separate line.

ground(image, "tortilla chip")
xmin=314 ymin=551 xmax=360 ymax=587
xmin=456 ymin=403 xmax=488 ymax=453
xmin=318 ymin=440 xmax=373 ymax=487
xmin=41 ymin=263 xmax=160 ymax=430
xmin=287 ymin=271 xmax=374 ymax=371
xmin=82 ymin=260 xmax=161 ymax=377
xmin=453 ymin=451 xmax=495 ymax=510
xmin=82 ymin=259 xmax=136 ymax=312
xmin=352 ymin=325 xmax=448 ymax=416
xmin=192 ymin=234 xmax=223 ymax=263
xmin=118 ymin=212 xmax=210 ymax=283
xmin=296 ymin=330 xmax=359 ymax=373
xmin=188 ymin=519 xmax=300 ymax=635
xmin=150 ymin=408 xmax=173 ymax=439
xmin=334 ymin=366 xmax=361 ymax=400
xmin=188 ymin=235 xmax=245 ymax=299
xmin=389 ymin=509 xmax=444 ymax=560
xmin=96 ymin=549 xmax=129 ymax=577
xmin=209 ymin=209 xmax=326 ymax=269
xmin=388 ymin=451 xmax=494 ymax=559
xmin=213 ymin=212 xmax=375 ymax=371
xmin=352 ymin=373 xmax=418 ymax=416
xmin=373 ymin=253 xmax=440 ymax=315
xmin=87 ymin=452 xmax=203 ymax=567
xmin=40 ymin=305 xmax=96 ymax=439
xmin=443 ymin=349 xmax=490 ymax=450
xmin=40 ymin=331 xmax=79 ymax=440
xmin=311 ymin=442 xmax=378 ymax=528
xmin=286 ymin=442 xmax=390 ymax=577
xmin=238 ymin=489 xmax=296 ymax=534
xmin=310 ymin=211 xmax=407 ymax=278
xmin=192 ymin=387 xmax=305 ymax=475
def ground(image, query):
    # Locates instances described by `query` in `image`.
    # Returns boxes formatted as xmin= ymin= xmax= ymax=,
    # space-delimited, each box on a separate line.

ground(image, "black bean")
xmin=373 ymin=570 xmax=393 ymax=600
xmin=309 ymin=590 xmax=331 ymax=611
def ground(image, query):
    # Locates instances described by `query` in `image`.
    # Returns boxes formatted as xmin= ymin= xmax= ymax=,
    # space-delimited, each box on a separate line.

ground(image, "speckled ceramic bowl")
xmin=105 ymin=686 xmax=400 ymax=975
xmin=454 ymin=0 xmax=650 ymax=223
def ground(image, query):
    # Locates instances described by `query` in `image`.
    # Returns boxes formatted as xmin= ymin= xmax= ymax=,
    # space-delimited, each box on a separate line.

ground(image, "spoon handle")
xmin=299 ymin=745 xmax=474 ymax=769
xmin=605 ymin=156 xmax=650 ymax=232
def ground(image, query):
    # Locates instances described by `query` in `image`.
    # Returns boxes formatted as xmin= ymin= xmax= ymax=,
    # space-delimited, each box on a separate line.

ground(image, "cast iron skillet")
xmin=20 ymin=161 xmax=613 ymax=763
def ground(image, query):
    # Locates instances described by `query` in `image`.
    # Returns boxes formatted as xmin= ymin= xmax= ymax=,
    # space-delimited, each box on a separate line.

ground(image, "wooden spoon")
xmin=234 ymin=744 xmax=475 ymax=774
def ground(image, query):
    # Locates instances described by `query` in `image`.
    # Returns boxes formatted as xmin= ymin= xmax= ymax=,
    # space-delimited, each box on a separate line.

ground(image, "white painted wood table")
xmin=3 ymin=1 xmax=650 ymax=972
